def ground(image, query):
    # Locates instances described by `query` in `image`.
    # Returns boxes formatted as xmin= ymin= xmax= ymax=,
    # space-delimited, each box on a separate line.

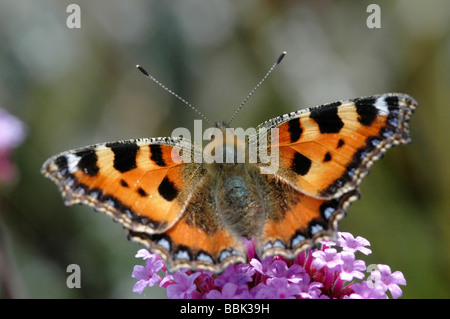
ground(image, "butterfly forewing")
xmin=257 ymin=93 xmax=416 ymax=199
xmin=42 ymin=137 xmax=203 ymax=234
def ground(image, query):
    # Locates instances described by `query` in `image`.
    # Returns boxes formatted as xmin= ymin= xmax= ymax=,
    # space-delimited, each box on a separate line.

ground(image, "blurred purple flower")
xmin=369 ymin=264 xmax=406 ymax=299
xmin=166 ymin=271 xmax=202 ymax=299
xmin=251 ymin=257 xmax=306 ymax=284
xmin=338 ymin=232 xmax=372 ymax=255
xmin=297 ymin=279 xmax=325 ymax=299
xmin=347 ymin=281 xmax=387 ymax=299
xmin=339 ymin=251 xmax=366 ymax=281
xmin=131 ymin=251 xmax=164 ymax=294
xmin=0 ymin=108 xmax=26 ymax=184
xmin=215 ymin=263 xmax=254 ymax=289
xmin=311 ymin=248 xmax=343 ymax=272
xmin=205 ymin=283 xmax=252 ymax=299
xmin=0 ymin=109 xmax=26 ymax=149
xmin=253 ymin=278 xmax=300 ymax=299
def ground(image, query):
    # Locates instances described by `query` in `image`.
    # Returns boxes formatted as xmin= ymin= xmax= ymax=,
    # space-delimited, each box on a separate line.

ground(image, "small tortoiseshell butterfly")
xmin=41 ymin=53 xmax=416 ymax=273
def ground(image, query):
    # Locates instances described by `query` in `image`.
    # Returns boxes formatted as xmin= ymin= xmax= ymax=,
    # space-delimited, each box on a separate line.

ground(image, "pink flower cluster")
xmin=132 ymin=232 xmax=406 ymax=299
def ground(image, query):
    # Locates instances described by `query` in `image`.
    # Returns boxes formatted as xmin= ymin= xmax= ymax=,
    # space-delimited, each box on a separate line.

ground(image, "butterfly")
xmin=41 ymin=55 xmax=416 ymax=273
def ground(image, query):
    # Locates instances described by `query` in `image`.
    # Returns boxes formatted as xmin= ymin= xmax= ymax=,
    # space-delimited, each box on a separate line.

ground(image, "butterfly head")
xmin=201 ymin=121 xmax=247 ymax=166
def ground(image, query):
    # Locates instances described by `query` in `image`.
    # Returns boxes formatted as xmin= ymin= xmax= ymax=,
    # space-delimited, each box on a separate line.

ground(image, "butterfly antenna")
xmin=226 ymin=51 xmax=286 ymax=127
xmin=136 ymin=65 xmax=215 ymax=126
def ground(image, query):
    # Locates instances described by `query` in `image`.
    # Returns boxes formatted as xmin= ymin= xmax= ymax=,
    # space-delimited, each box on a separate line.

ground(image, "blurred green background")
xmin=0 ymin=0 xmax=448 ymax=298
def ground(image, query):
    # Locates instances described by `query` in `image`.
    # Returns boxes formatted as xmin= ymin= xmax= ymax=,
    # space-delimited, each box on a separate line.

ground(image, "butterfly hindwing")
xmin=129 ymin=179 xmax=247 ymax=272
xmin=257 ymin=175 xmax=360 ymax=259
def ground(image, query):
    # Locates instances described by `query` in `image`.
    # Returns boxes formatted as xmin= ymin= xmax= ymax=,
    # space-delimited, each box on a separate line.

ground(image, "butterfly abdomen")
xmin=216 ymin=172 xmax=263 ymax=239
xmin=224 ymin=176 xmax=253 ymax=209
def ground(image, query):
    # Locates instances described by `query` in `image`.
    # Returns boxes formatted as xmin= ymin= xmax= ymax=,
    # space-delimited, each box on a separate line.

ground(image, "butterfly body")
xmin=42 ymin=93 xmax=416 ymax=273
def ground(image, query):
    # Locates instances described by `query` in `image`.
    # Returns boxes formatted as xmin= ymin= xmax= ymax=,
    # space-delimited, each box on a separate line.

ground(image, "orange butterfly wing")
xmin=253 ymin=94 xmax=416 ymax=257
xmin=258 ymin=93 xmax=416 ymax=199
xmin=130 ymin=186 xmax=247 ymax=272
xmin=42 ymin=137 xmax=247 ymax=272
xmin=258 ymin=175 xmax=360 ymax=259
xmin=42 ymin=137 xmax=206 ymax=233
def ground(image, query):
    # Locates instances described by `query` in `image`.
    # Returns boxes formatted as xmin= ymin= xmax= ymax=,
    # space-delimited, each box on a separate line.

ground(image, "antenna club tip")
xmin=136 ymin=65 xmax=150 ymax=77
xmin=277 ymin=51 xmax=287 ymax=64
